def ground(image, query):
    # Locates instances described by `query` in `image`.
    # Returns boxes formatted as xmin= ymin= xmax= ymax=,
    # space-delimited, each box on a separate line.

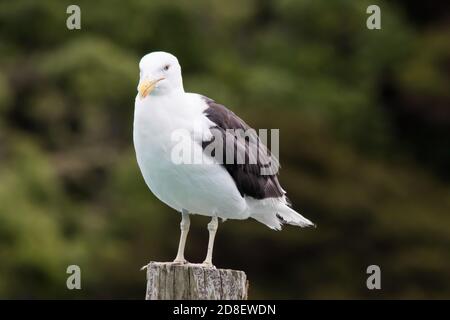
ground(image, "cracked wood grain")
xmin=145 ymin=262 xmax=248 ymax=300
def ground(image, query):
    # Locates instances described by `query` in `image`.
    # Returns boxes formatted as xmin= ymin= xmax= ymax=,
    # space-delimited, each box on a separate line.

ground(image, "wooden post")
xmin=144 ymin=261 xmax=248 ymax=300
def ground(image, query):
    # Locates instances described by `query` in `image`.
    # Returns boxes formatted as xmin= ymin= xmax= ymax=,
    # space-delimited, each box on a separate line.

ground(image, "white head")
xmin=137 ymin=51 xmax=184 ymax=98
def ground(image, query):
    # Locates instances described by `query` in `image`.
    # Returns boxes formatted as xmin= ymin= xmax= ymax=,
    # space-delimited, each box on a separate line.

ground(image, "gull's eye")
xmin=163 ymin=64 xmax=170 ymax=71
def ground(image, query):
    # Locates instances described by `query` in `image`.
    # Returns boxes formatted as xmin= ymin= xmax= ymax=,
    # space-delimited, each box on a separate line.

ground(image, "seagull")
xmin=134 ymin=51 xmax=314 ymax=267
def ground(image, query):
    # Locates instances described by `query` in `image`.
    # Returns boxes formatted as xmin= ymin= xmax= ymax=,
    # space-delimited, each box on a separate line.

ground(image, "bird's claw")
xmin=172 ymin=258 xmax=188 ymax=265
xmin=200 ymin=261 xmax=216 ymax=269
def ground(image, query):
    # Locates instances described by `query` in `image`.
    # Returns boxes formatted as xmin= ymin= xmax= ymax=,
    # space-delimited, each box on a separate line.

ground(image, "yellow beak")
xmin=138 ymin=78 xmax=164 ymax=98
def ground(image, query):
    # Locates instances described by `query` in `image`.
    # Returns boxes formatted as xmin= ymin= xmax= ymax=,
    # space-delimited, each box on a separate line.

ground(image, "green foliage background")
xmin=0 ymin=0 xmax=449 ymax=298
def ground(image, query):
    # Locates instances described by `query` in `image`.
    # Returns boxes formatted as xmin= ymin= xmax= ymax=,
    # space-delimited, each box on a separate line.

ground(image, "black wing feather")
xmin=202 ymin=96 xmax=284 ymax=199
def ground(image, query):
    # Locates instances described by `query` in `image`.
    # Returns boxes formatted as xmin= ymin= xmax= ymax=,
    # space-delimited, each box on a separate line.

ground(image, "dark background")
xmin=0 ymin=0 xmax=449 ymax=299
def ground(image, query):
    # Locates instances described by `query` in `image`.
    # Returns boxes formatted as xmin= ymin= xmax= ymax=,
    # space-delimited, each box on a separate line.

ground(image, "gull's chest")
xmin=134 ymin=97 xmax=186 ymax=164
xmin=132 ymin=95 xmax=212 ymax=201
xmin=133 ymin=94 xmax=210 ymax=157
xmin=132 ymin=93 xmax=248 ymax=216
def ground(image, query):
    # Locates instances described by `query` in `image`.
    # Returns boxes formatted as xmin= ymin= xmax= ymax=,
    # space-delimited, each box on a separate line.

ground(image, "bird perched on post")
xmin=134 ymin=51 xmax=314 ymax=267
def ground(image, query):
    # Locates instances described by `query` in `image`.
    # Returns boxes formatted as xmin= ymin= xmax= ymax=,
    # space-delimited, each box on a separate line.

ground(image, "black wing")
xmin=201 ymin=96 xmax=284 ymax=199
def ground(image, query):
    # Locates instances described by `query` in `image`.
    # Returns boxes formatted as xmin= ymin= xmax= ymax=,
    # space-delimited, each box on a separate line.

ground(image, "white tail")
xmin=246 ymin=197 xmax=315 ymax=230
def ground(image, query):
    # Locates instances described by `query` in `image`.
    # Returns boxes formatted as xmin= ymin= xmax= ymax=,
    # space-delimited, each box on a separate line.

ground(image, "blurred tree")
xmin=0 ymin=0 xmax=449 ymax=299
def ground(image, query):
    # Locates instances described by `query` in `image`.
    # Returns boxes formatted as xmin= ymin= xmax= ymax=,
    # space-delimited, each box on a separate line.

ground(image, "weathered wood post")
xmin=144 ymin=262 xmax=249 ymax=300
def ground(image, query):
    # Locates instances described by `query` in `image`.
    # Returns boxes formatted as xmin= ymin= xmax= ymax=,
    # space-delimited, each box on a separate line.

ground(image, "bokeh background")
xmin=0 ymin=0 xmax=449 ymax=299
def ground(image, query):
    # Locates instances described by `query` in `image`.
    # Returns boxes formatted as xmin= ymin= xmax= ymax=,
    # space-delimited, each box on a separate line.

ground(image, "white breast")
xmin=133 ymin=92 xmax=248 ymax=219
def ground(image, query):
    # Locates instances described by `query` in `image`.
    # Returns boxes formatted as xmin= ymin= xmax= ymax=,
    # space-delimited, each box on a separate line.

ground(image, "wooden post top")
xmin=144 ymin=261 xmax=248 ymax=300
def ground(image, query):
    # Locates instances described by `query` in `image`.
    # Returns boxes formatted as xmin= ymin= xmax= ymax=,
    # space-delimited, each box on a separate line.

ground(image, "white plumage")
xmin=133 ymin=52 xmax=313 ymax=266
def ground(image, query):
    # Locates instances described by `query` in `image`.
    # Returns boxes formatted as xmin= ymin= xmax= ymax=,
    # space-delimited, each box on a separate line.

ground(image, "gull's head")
xmin=137 ymin=51 xmax=184 ymax=98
